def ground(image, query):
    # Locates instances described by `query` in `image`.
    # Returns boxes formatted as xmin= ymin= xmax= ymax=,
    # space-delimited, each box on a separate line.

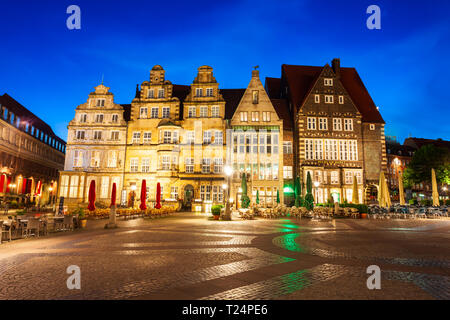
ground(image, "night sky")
xmin=0 ymin=0 xmax=449 ymax=142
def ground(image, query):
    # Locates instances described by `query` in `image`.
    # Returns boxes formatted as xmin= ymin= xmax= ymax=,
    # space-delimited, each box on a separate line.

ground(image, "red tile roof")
xmin=271 ymin=98 xmax=293 ymax=130
xmin=220 ymin=88 xmax=246 ymax=120
xmin=266 ymin=64 xmax=385 ymax=123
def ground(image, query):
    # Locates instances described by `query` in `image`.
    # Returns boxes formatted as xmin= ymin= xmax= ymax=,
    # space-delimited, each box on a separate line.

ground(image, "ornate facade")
xmin=60 ymin=59 xmax=385 ymax=209
xmin=265 ymin=59 xmax=386 ymax=203
xmin=60 ymin=84 xmax=127 ymax=206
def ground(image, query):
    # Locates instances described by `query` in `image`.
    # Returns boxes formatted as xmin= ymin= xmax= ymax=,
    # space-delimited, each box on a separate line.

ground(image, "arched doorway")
xmin=365 ymin=184 xmax=379 ymax=204
xmin=183 ymin=185 xmax=194 ymax=210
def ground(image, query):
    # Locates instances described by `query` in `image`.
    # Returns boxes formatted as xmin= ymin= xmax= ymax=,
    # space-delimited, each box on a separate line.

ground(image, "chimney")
xmin=332 ymin=58 xmax=340 ymax=78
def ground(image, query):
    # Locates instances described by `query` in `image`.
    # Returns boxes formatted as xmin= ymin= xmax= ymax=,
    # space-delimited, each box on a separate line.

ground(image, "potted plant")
xmin=211 ymin=205 xmax=222 ymax=220
xmin=76 ymin=208 xmax=87 ymax=228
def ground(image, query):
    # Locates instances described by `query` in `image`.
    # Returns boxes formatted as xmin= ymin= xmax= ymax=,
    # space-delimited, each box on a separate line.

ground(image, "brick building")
xmin=265 ymin=59 xmax=386 ymax=203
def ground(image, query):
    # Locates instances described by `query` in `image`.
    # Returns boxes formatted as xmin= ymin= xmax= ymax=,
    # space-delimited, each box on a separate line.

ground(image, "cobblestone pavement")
xmin=0 ymin=213 xmax=449 ymax=300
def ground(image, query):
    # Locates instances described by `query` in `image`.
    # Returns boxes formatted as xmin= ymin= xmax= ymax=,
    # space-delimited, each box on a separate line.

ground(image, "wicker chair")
xmin=1 ymin=221 xmax=12 ymax=243
xmin=25 ymin=218 xmax=41 ymax=237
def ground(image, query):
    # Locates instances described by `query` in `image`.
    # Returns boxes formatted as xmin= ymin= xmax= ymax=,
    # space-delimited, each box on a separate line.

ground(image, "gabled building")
xmin=59 ymin=60 xmax=387 ymax=210
xmin=266 ymin=59 xmax=386 ymax=203
xmin=228 ymin=68 xmax=284 ymax=208
xmin=60 ymin=84 xmax=128 ymax=206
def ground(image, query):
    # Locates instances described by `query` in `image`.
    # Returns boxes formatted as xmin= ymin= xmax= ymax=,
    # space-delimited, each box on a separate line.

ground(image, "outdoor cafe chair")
xmin=1 ymin=220 xmax=12 ymax=243
xmin=63 ymin=215 xmax=74 ymax=231
xmin=25 ymin=218 xmax=40 ymax=238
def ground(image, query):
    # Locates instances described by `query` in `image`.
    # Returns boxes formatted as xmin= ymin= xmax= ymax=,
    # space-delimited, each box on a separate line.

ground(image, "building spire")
xmin=135 ymin=84 xmax=140 ymax=98
xmin=101 ymin=74 xmax=104 ymax=85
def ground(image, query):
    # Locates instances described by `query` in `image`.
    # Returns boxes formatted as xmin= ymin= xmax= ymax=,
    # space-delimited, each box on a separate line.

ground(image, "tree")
xmin=294 ymin=176 xmax=302 ymax=207
xmin=304 ymin=172 xmax=314 ymax=211
xmin=240 ymin=173 xmax=250 ymax=209
xmin=403 ymin=144 xmax=450 ymax=187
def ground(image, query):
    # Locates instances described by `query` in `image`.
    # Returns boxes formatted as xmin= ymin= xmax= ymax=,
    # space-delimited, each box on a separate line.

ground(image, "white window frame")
xmin=132 ymin=132 xmax=141 ymax=144
xmin=307 ymin=117 xmax=316 ymax=130
xmin=143 ymin=132 xmax=151 ymax=144
xmin=324 ymin=78 xmax=333 ymax=86
xmin=344 ymin=118 xmax=353 ymax=131
xmin=151 ymin=107 xmax=159 ymax=118
xmin=162 ymin=107 xmax=170 ymax=118
xmin=211 ymin=105 xmax=220 ymax=117
xmin=333 ymin=118 xmax=342 ymax=131
xmin=130 ymin=158 xmax=138 ymax=172
xmin=140 ymin=107 xmax=148 ymax=118
xmin=200 ymin=106 xmax=208 ymax=117
xmin=318 ymin=118 xmax=328 ymax=130
xmin=325 ymin=95 xmax=334 ymax=104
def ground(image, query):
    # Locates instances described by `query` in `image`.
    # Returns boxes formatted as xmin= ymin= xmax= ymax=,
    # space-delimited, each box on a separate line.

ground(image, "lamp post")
xmin=223 ymin=165 xmax=233 ymax=220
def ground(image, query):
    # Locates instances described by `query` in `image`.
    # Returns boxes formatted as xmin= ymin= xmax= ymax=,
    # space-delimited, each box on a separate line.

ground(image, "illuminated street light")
xmin=224 ymin=165 xmax=233 ymax=176
xmin=222 ymin=184 xmax=227 ymax=190
xmin=223 ymin=165 xmax=233 ymax=220
xmin=131 ymin=185 xmax=137 ymax=191
xmin=314 ymin=181 xmax=320 ymax=188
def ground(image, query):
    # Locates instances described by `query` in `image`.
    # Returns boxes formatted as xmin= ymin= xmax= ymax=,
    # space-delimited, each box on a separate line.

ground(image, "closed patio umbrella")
xmin=88 ymin=180 xmax=96 ymax=212
xmin=155 ymin=182 xmax=161 ymax=209
xmin=432 ymin=168 xmax=440 ymax=206
xmin=352 ymin=175 xmax=359 ymax=204
xmin=398 ymin=171 xmax=405 ymax=205
xmin=384 ymin=173 xmax=391 ymax=208
xmin=378 ymin=172 xmax=385 ymax=207
xmin=276 ymin=189 xmax=280 ymax=204
xmin=110 ymin=183 xmax=117 ymax=207
xmin=140 ymin=180 xmax=147 ymax=210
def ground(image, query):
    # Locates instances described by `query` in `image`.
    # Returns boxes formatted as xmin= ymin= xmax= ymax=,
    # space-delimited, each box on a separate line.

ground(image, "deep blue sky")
xmin=0 ymin=0 xmax=449 ymax=142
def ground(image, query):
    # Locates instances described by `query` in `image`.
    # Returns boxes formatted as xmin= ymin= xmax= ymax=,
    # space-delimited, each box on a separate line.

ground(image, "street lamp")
xmin=223 ymin=165 xmax=233 ymax=220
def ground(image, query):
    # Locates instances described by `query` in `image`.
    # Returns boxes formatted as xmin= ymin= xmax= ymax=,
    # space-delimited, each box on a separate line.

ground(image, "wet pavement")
xmin=0 ymin=213 xmax=449 ymax=300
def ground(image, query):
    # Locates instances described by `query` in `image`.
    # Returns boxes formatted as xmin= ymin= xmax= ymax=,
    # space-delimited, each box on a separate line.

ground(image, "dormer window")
xmin=369 ymin=124 xmax=375 ymax=130
xmin=96 ymin=99 xmax=105 ymax=107
xmin=206 ymin=88 xmax=213 ymax=97
xmin=158 ymin=89 xmax=165 ymax=98
xmin=196 ymin=88 xmax=203 ymax=97
xmin=148 ymin=90 xmax=154 ymax=98
xmin=324 ymin=78 xmax=333 ymax=86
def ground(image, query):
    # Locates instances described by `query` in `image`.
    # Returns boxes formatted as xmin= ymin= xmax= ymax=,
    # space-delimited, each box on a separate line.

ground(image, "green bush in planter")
xmin=211 ymin=205 xmax=223 ymax=215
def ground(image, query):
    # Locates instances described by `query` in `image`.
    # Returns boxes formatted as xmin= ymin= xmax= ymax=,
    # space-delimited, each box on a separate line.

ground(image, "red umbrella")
xmin=110 ymin=183 xmax=117 ymax=208
xmin=140 ymin=180 xmax=147 ymax=210
xmin=155 ymin=182 xmax=161 ymax=209
xmin=88 ymin=180 xmax=96 ymax=211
